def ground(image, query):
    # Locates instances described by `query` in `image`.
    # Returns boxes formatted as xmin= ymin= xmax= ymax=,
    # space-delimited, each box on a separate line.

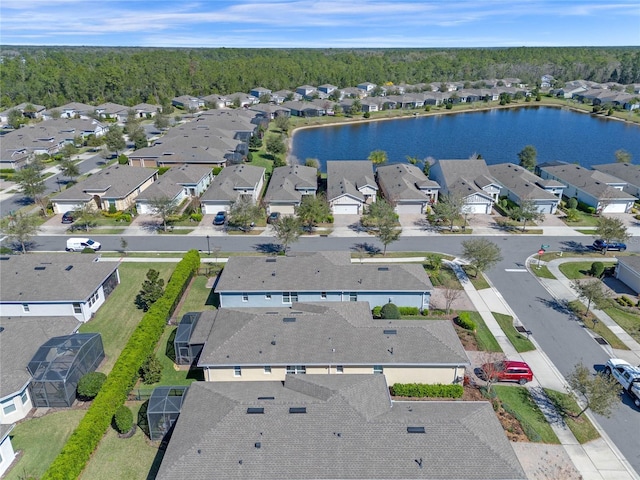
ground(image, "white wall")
xmin=0 ymin=432 xmax=16 ymax=478
xmin=0 ymin=385 xmax=32 ymax=425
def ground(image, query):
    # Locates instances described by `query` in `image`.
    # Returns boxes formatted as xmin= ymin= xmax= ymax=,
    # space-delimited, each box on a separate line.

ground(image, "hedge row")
xmin=42 ymin=250 xmax=200 ymax=480
xmin=398 ymin=306 xmax=420 ymax=316
xmin=455 ymin=312 xmax=477 ymax=331
xmin=391 ymin=383 xmax=464 ymax=398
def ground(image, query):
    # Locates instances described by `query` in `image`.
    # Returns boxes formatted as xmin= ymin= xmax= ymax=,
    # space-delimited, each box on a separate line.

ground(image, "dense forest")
xmin=1 ymin=46 xmax=639 ymax=109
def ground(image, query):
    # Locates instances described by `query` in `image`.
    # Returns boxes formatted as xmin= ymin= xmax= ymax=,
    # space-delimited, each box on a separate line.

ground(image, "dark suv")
xmin=593 ymin=239 xmax=626 ymax=252
xmin=61 ymin=211 xmax=75 ymax=224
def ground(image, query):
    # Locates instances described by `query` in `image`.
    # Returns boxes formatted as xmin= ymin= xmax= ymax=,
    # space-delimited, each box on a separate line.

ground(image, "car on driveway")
xmin=593 ymin=239 xmax=626 ymax=252
xmin=480 ymin=360 xmax=534 ymax=385
xmin=267 ymin=212 xmax=280 ymax=224
xmin=61 ymin=211 xmax=75 ymax=224
xmin=605 ymin=358 xmax=640 ymax=408
xmin=213 ymin=211 xmax=226 ymax=226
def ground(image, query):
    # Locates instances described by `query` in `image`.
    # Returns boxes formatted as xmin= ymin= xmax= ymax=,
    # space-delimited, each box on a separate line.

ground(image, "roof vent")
xmin=289 ymin=407 xmax=307 ymax=414
xmin=266 ymin=258 xmax=276 ymax=264
xmin=283 ymin=317 xmax=296 ymax=323
xmin=254 ymin=442 xmax=261 ymax=449
xmin=0 ymin=257 xmax=10 ymax=261
xmin=378 ymin=267 xmax=389 ymax=271
xmin=383 ymin=329 xmax=397 ymax=335
xmin=247 ymin=407 xmax=264 ymax=414
xmin=65 ymin=265 xmax=73 ymax=271
xmin=407 ymin=426 xmax=425 ymax=434
xmin=257 ymin=396 xmax=275 ymax=400
xmin=34 ymin=266 xmax=46 ymax=271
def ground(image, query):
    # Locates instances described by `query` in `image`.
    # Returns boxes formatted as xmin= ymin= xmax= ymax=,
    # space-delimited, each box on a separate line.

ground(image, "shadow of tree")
xmin=559 ymin=240 xmax=590 ymax=253
xmin=536 ymin=296 xmax=572 ymax=315
xmin=528 ymin=386 xmax=567 ymax=427
xmin=253 ymin=243 xmax=281 ymax=254
xmin=351 ymin=242 xmax=380 ymax=256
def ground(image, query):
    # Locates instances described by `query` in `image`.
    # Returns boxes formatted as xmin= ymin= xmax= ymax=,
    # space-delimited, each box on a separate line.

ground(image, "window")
xmin=87 ymin=290 xmax=100 ymax=307
xmin=265 ymin=293 xmax=271 ymax=300
xmin=20 ymin=389 xmax=29 ymax=405
xmin=234 ymin=366 xmax=242 ymax=377
xmin=282 ymin=292 xmax=298 ymax=304
xmin=22 ymin=304 xmax=30 ymax=312
xmin=242 ymin=292 xmax=249 ymax=302
xmin=73 ymin=303 xmax=82 ymax=314
xmin=286 ymin=365 xmax=306 ymax=374
xmin=264 ymin=366 xmax=271 ymax=374
xmin=373 ymin=365 xmax=383 ymax=374
xmin=321 ymin=291 xmax=327 ymax=299
xmin=349 ymin=292 xmax=358 ymax=302
xmin=2 ymin=400 xmax=16 ymax=415
xmin=336 ymin=365 xmax=344 ymax=374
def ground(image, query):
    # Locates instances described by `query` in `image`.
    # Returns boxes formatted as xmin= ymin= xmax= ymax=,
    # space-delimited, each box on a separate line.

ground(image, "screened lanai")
xmin=27 ymin=333 xmax=104 ymax=407
xmin=147 ymin=386 xmax=189 ymax=441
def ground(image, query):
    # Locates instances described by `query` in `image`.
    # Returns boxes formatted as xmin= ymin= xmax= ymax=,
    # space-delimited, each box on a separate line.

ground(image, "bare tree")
xmin=571 ymin=279 xmax=611 ymax=316
xmin=441 ymin=278 xmax=463 ymax=316
xmin=477 ymin=352 xmax=507 ymax=393
xmin=149 ymin=196 xmax=179 ymax=232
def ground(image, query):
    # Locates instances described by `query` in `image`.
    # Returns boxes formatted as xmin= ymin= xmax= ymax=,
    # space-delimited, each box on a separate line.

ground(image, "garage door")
xmin=602 ymin=202 xmax=628 ymax=214
xmin=396 ymin=203 xmax=424 ymax=214
xmin=332 ymin=204 xmax=359 ymax=215
xmin=466 ymin=203 xmax=490 ymax=214
xmin=203 ymin=204 xmax=228 ymax=215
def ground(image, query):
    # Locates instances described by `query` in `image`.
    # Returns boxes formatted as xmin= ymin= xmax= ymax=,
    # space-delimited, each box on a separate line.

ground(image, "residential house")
xmin=131 ymin=102 xmax=162 ymax=118
xmin=593 ymin=163 xmax=640 ymax=198
xmin=52 ymin=164 xmax=157 ymax=214
xmin=196 ymin=302 xmax=466 ymax=384
xmin=250 ymin=87 xmax=272 ymax=99
xmin=376 ymin=163 xmax=439 ymax=214
xmin=0 ymin=425 xmax=16 ymax=477
xmin=295 ymin=85 xmax=317 ymax=98
xmin=227 ymin=92 xmax=258 ymax=108
xmin=263 ymin=165 xmax=317 ymax=215
xmin=200 ymin=164 xmax=265 ymax=214
xmin=340 ymin=86 xmax=366 ymax=99
xmin=156 ymin=375 xmax=526 ymax=480
xmin=271 ymin=89 xmax=301 ymax=103
xmin=136 ymin=165 xmax=213 ymax=214
xmin=537 ymin=162 xmax=635 ymax=213
xmin=282 ymin=101 xmax=326 ymax=117
xmin=50 ymin=102 xmax=95 ymax=119
xmin=361 ymin=98 xmax=381 ymax=112
xmin=215 ymin=251 xmax=433 ymax=310
xmin=0 ymin=102 xmax=46 ymax=126
xmin=488 ymin=163 xmax=564 ymax=214
xmin=94 ymin=102 xmax=128 ymax=122
xmin=128 ymin=138 xmax=241 ymax=168
xmin=0 ymin=315 xmax=80 ymax=425
xmin=326 ymin=160 xmax=377 ymax=215
xmin=200 ymin=94 xmax=228 ymax=109
xmin=172 ymin=95 xmax=205 ymax=111
xmin=429 ymin=159 xmax=501 ymax=214
xmin=0 ymin=254 xmax=120 ymax=322
xmin=615 ymin=256 xmax=640 ymax=295
xmin=318 ymin=83 xmax=338 ymax=94
xmin=357 ymin=81 xmax=377 ymax=93
xmin=541 ymin=74 xmax=555 ymax=88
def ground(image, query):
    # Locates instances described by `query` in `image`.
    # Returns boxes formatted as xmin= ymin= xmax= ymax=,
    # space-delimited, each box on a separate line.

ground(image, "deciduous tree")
xmin=295 ymin=193 xmax=330 ymax=230
xmin=517 ymin=145 xmax=537 ymax=170
xmin=361 ymin=199 xmax=401 ymax=255
xmin=461 ymin=238 xmax=503 ymax=278
xmin=149 ymin=196 xmax=179 ymax=231
xmin=14 ymin=166 xmax=48 ymax=215
xmin=615 ymin=149 xmax=632 ymax=163
xmin=432 ymin=193 xmax=465 ymax=231
xmin=368 ymin=149 xmax=388 ymax=165
xmin=1 ymin=212 xmax=40 ymax=254
xmin=265 ymin=134 xmax=286 ymax=157
xmin=272 ymin=215 xmax=302 ymax=253
xmin=571 ymin=279 xmax=611 ymax=316
xmin=104 ymin=126 xmax=126 ymax=156
xmin=59 ymin=158 xmax=80 ymax=182
xmin=508 ymin=199 xmax=545 ymax=231
xmin=228 ymin=196 xmax=262 ymax=231
xmin=567 ymin=363 xmax=621 ymax=418
xmin=594 ymin=216 xmax=629 ymax=254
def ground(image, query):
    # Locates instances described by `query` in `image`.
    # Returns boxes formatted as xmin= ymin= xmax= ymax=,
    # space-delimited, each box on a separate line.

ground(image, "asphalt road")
xmin=11 ymin=232 xmax=640 ymax=474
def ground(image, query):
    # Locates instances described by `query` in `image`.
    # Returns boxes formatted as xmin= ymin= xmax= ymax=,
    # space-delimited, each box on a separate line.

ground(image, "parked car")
xmin=66 ymin=238 xmax=101 ymax=252
xmin=605 ymin=358 xmax=640 ymax=408
xmin=267 ymin=212 xmax=280 ymax=224
xmin=61 ymin=211 xmax=75 ymax=224
xmin=593 ymin=239 xmax=626 ymax=251
xmin=213 ymin=211 xmax=226 ymax=226
xmin=480 ymin=360 xmax=533 ymax=385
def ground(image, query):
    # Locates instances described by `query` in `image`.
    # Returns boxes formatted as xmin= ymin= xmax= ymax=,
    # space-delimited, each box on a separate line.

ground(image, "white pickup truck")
xmin=605 ymin=358 xmax=640 ymax=408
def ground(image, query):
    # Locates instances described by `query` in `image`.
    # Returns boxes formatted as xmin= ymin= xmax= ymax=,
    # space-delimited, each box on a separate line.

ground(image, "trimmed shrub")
xmin=108 ymin=203 xmax=117 ymax=214
xmin=380 ymin=303 xmax=401 ymax=319
xmin=157 ymin=166 xmax=170 ymax=175
xmin=42 ymin=250 xmax=200 ymax=480
xmin=372 ymin=306 xmax=382 ymax=318
xmin=398 ymin=306 xmax=420 ymax=316
xmin=455 ymin=312 xmax=476 ymax=331
xmin=212 ymin=167 xmax=222 ymax=176
xmin=590 ymin=261 xmax=605 ymax=278
xmin=117 ymin=154 xmax=128 ymax=165
xmin=140 ymin=354 xmax=162 ymax=384
xmin=567 ymin=197 xmax=578 ymax=209
xmin=391 ymin=383 xmax=464 ymax=398
xmin=363 ymin=112 xmax=370 ymax=118
xmin=190 ymin=213 xmax=203 ymax=222
xmin=113 ymin=405 xmax=133 ymax=434
xmin=77 ymin=372 xmax=107 ymax=400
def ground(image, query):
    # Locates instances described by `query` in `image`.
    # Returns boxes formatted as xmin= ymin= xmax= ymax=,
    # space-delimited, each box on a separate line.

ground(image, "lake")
xmin=289 ymin=106 xmax=640 ymax=171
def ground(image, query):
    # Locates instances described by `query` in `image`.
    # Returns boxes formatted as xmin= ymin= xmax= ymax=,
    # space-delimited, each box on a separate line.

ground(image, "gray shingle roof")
xmin=216 ymin=252 xmax=432 ymax=293
xmin=0 ymin=254 xmax=119 ymax=303
xmin=263 ymin=165 xmax=317 ymax=204
xmin=488 ymin=163 xmax=563 ymax=201
xmin=593 ymin=163 xmax=640 ymax=189
xmin=54 ymin=165 xmax=156 ymax=201
xmin=0 ymin=316 xmax=80 ymax=399
xmin=432 ymin=159 xmax=498 ymax=199
xmin=198 ymin=302 xmax=466 ymax=367
xmin=326 ymin=160 xmax=377 ymax=202
xmin=376 ymin=163 xmax=439 ymax=203
xmin=200 ymin=164 xmax=265 ymax=202
xmin=137 ymin=165 xmax=212 ymax=201
xmin=156 ymin=375 xmax=526 ymax=480
xmin=538 ymin=162 xmax=636 ymax=201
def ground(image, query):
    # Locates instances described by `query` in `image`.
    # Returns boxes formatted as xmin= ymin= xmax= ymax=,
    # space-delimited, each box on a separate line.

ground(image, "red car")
xmin=481 ymin=360 xmax=533 ymax=385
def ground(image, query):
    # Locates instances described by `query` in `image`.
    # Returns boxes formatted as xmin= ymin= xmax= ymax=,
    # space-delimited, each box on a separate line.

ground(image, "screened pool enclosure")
xmin=147 ymin=386 xmax=189 ymax=441
xmin=28 ymin=333 xmax=104 ymax=407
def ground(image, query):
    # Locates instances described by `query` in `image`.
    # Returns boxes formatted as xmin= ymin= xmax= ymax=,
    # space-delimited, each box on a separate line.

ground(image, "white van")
xmin=66 ymin=238 xmax=101 ymax=252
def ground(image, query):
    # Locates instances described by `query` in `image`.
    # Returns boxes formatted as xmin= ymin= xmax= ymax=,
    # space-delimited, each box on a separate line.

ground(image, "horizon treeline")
xmin=1 ymin=46 xmax=639 ymax=109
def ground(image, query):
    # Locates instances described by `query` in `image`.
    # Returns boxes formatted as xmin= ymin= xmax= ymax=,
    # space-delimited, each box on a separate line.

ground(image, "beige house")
xmin=327 ymin=160 xmax=378 ymax=215
xmin=194 ymin=302 xmax=468 ymax=386
xmin=52 ymin=165 xmax=157 ymax=214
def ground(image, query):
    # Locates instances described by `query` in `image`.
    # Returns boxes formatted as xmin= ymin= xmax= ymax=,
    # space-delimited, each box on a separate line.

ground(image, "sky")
xmin=0 ymin=0 xmax=639 ymax=48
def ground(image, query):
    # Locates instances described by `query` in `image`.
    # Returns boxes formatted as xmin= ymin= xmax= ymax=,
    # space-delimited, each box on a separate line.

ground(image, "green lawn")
xmin=79 ymin=263 xmax=176 ymax=373
xmin=176 ymin=274 xmax=218 ymax=317
xmin=468 ymin=311 xmax=502 ymax=352
xmin=558 ymin=261 xmax=615 ymax=280
xmin=567 ymin=300 xmax=628 ymax=350
xmin=461 ymin=266 xmax=491 ymax=290
xmin=5 ymin=410 xmax=86 ymax=480
xmin=559 ymin=211 xmax=600 ymax=227
xmin=493 ymin=386 xmax=560 ymax=444
xmin=493 ymin=313 xmax=536 ymax=352
xmin=531 ymin=264 xmax=556 ymax=279
xmin=543 ymin=389 xmax=600 ymax=444
xmin=603 ymin=306 xmax=640 ymax=343
xmin=79 ymin=402 xmax=160 ymax=480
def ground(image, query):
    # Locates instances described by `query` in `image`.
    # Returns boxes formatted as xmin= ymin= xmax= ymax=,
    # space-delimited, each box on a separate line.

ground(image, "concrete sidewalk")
xmin=446 ymin=260 xmax=639 ymax=480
